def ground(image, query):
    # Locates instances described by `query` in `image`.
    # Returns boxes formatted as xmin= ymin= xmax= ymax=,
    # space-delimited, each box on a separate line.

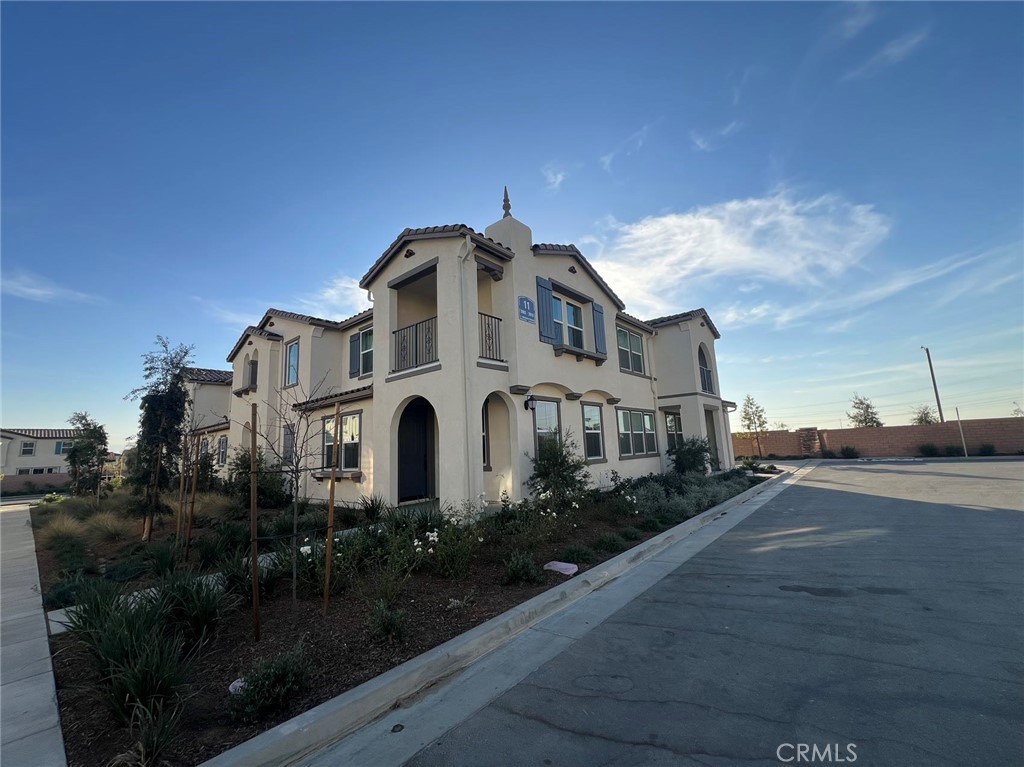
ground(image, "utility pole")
xmin=921 ymin=346 xmax=945 ymax=423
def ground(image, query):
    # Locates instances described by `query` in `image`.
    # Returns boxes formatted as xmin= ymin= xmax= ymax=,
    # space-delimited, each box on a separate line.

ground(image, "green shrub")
xmin=839 ymin=446 xmax=860 ymax=459
xmin=977 ymin=443 xmax=996 ymax=456
xmin=944 ymin=444 xmax=963 ymax=457
xmin=219 ymin=550 xmax=283 ymax=605
xmin=918 ymin=443 xmax=940 ymax=457
xmin=525 ymin=431 xmax=591 ymax=512
xmin=669 ymin=436 xmax=711 ymax=474
xmin=104 ymin=559 xmax=148 ymax=583
xmin=40 ymin=513 xmax=86 ymax=548
xmin=560 ymin=545 xmax=596 ymax=565
xmin=230 ymin=646 xmax=310 ymax=723
xmin=110 ymin=699 xmax=183 ymax=767
xmin=224 ymin=448 xmax=291 ymax=510
xmin=44 ymin=577 xmax=88 ymax=609
xmin=192 ymin=492 xmax=240 ymax=523
xmin=147 ymin=542 xmax=177 ymax=578
xmin=148 ymin=573 xmax=230 ymax=653
xmin=367 ymin=599 xmax=408 ymax=643
xmin=52 ymin=536 xmax=98 ymax=575
xmin=41 ymin=492 xmax=66 ymax=504
xmin=215 ymin=521 xmax=250 ymax=554
xmin=620 ymin=527 xmax=642 ymax=541
xmin=99 ymin=489 xmax=134 ymax=517
xmin=593 ymin=533 xmax=627 ymax=553
xmin=102 ymin=628 xmax=187 ymax=723
xmin=56 ymin=496 xmax=99 ymax=520
xmin=821 ymin=449 xmax=839 ymax=459
xmin=359 ymin=493 xmax=391 ymax=523
xmin=412 ymin=503 xmax=446 ymax=537
xmin=502 ymin=549 xmax=544 ymax=585
xmin=638 ymin=518 xmax=662 ymax=533
xmin=484 ymin=497 xmax=547 ymax=552
xmin=87 ymin=511 xmax=131 ymax=543
xmin=194 ymin=536 xmax=226 ymax=569
xmin=429 ymin=524 xmax=479 ymax=579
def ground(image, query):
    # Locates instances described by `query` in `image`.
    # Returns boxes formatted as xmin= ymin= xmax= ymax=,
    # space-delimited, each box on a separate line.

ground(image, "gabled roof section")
xmin=184 ymin=367 xmax=233 ymax=385
xmin=615 ymin=312 xmax=655 ymax=334
xmin=645 ymin=307 xmax=721 ymax=339
xmin=226 ymin=326 xmax=284 ymax=363
xmin=292 ymin=384 xmax=373 ymax=412
xmin=2 ymin=428 xmax=82 ymax=440
xmin=260 ymin=308 xmax=342 ymax=331
xmin=531 ymin=243 xmax=625 ymax=311
xmin=359 ymin=225 xmax=515 ymax=289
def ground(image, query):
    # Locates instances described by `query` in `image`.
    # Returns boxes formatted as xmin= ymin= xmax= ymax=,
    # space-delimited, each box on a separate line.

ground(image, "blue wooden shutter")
xmin=537 ymin=277 xmax=557 ymax=344
xmin=592 ymin=303 xmax=607 ymax=355
xmin=55 ymin=442 xmax=62 ymax=455
xmin=349 ymin=334 xmax=361 ymax=378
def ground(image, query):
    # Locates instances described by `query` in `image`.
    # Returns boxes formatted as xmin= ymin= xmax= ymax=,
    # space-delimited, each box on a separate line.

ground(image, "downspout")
xmin=460 ymin=234 xmax=475 ymax=503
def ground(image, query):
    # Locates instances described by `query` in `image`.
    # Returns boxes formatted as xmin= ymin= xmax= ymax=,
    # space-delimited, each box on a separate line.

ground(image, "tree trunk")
xmin=291 ymin=477 xmax=298 ymax=610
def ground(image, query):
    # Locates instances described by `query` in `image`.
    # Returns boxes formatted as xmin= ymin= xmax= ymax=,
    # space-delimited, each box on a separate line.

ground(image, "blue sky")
xmin=3 ymin=2 xmax=1022 ymax=450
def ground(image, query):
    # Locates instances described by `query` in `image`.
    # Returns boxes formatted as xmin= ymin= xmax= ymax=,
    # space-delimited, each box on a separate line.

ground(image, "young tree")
xmin=847 ymin=393 xmax=883 ymax=428
xmin=65 ymin=412 xmax=108 ymax=496
xmin=126 ymin=336 xmax=194 ymax=541
xmin=910 ymin=404 xmax=938 ymax=425
xmin=739 ymin=395 xmax=768 ymax=457
xmin=1012 ymin=402 xmax=1024 ymax=418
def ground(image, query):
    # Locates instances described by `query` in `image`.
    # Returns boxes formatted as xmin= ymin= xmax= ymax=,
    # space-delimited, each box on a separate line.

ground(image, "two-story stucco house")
xmin=184 ymin=368 xmax=233 ymax=474
xmin=218 ymin=195 xmax=734 ymax=508
xmin=0 ymin=428 xmax=81 ymax=478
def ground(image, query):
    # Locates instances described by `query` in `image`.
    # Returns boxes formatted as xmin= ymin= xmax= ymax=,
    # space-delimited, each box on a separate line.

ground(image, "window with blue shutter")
xmin=537 ymin=277 xmax=559 ymax=344
xmin=592 ymin=303 xmax=606 ymax=355
xmin=349 ymin=334 xmax=361 ymax=378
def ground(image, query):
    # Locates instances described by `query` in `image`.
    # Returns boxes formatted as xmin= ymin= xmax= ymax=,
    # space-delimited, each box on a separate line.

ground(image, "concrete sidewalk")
xmin=1 ymin=503 xmax=67 ymax=766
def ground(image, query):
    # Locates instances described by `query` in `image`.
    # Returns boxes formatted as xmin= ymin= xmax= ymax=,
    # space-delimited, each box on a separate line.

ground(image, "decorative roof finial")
xmin=502 ymin=186 xmax=511 ymax=218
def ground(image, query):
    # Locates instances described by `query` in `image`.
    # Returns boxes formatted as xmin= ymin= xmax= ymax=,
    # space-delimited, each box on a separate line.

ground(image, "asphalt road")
xmin=405 ymin=460 xmax=1024 ymax=767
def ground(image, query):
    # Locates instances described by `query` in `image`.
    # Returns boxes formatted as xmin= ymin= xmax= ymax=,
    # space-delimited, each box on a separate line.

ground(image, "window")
xmin=249 ymin=359 xmax=259 ymax=388
xmin=217 ymin=436 xmax=228 ymax=466
xmin=323 ymin=413 xmax=361 ymax=471
xmin=360 ymin=328 xmax=374 ymax=375
xmin=282 ymin=424 xmax=295 ymax=464
xmin=482 ymin=398 xmax=491 ymax=468
xmin=617 ymin=409 xmax=658 ymax=457
xmin=666 ymin=413 xmax=683 ymax=451
xmin=551 ymin=297 xmax=563 ymax=342
xmin=698 ymin=346 xmax=714 ymax=394
xmin=582 ymin=404 xmax=604 ymax=461
xmin=55 ymin=440 xmax=74 ymax=455
xmin=20 ymin=441 xmax=35 ymax=456
xmin=17 ymin=469 xmax=29 ymax=476
xmin=616 ymin=328 xmax=645 ymax=374
xmin=32 ymin=468 xmax=44 ymax=475
xmin=565 ymin=301 xmax=584 ymax=349
xmin=533 ymin=400 xmax=560 ymax=456
xmin=285 ymin=340 xmax=299 ymax=386
xmin=200 ymin=439 xmax=209 ymax=456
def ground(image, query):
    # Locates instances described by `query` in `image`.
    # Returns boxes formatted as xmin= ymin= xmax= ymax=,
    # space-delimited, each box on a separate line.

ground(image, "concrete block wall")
xmin=732 ymin=417 xmax=1024 ymax=459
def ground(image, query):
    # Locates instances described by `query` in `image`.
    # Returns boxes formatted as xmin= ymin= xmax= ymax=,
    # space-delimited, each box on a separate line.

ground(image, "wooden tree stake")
xmin=322 ymin=403 xmax=341 ymax=616
xmin=184 ymin=435 xmax=200 ymax=561
xmin=250 ymin=402 xmax=261 ymax=641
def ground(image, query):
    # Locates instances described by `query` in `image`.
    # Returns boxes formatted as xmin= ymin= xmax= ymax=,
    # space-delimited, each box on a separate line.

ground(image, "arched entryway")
xmin=397 ymin=397 xmax=437 ymax=502
xmin=482 ymin=392 xmax=514 ymax=502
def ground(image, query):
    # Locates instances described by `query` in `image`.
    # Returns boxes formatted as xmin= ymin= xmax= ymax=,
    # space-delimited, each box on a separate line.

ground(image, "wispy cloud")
xmin=690 ymin=121 xmax=745 ymax=152
xmin=838 ymin=2 xmax=878 ymax=41
xmin=731 ymin=66 xmax=759 ymax=106
xmin=933 ymin=251 xmax=1022 ymax=307
xmin=541 ymin=163 xmax=568 ymax=192
xmin=600 ymin=124 xmax=652 ymax=173
xmin=192 ymin=298 xmax=263 ymax=328
xmin=1 ymin=270 xmax=103 ymax=304
xmin=590 ymin=188 xmax=891 ymax=318
xmin=841 ymin=27 xmax=930 ymax=82
xmin=296 ymin=275 xmax=371 ymax=320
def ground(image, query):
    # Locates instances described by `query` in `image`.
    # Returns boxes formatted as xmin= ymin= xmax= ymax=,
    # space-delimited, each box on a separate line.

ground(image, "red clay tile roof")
xmin=531 ymin=243 xmax=626 ymax=311
xmin=645 ymin=308 xmax=721 ymax=339
xmin=2 ymin=428 xmax=82 ymax=440
xmin=184 ymin=367 xmax=234 ymax=384
xmin=359 ymin=225 xmax=515 ymax=289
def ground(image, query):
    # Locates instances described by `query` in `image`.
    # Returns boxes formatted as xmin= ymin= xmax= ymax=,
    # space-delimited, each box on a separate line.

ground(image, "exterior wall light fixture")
xmin=524 ymin=394 xmax=537 ymax=411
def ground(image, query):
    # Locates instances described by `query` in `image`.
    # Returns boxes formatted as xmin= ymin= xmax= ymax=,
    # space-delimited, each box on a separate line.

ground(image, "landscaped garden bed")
xmin=39 ymin=448 xmax=765 ymax=767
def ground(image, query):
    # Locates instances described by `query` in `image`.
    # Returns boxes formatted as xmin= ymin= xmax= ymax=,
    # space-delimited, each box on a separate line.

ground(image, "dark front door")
xmin=704 ymin=409 xmax=721 ymax=471
xmin=398 ymin=398 xmax=435 ymax=502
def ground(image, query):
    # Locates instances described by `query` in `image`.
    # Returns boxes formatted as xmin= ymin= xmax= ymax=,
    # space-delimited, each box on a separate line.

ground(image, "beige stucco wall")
xmin=189 ymin=382 xmax=231 ymax=430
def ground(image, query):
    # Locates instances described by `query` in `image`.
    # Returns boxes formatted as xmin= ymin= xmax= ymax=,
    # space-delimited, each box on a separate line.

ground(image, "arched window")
xmin=698 ymin=345 xmax=714 ymax=394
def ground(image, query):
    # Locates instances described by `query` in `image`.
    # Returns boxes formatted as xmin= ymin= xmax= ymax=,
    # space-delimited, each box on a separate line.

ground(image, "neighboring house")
xmin=220 ymin=194 xmax=735 ymax=507
xmin=0 ymin=428 xmax=82 ymax=477
xmin=102 ymin=452 xmax=125 ymax=482
xmin=184 ymin=367 xmax=233 ymax=475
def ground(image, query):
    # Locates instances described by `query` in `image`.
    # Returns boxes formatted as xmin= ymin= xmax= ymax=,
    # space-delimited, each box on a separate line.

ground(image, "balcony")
xmin=479 ymin=313 xmax=502 ymax=361
xmin=393 ymin=317 xmax=438 ymax=373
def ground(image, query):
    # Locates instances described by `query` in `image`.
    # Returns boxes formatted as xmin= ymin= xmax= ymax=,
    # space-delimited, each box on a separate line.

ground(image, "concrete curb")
xmin=201 ymin=472 xmax=790 ymax=767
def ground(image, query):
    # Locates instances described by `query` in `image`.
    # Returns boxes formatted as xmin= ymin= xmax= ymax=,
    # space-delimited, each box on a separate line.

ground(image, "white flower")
xmin=571 ymin=502 xmax=579 ymax=509
xmin=477 ymin=537 xmax=484 ymax=543
xmin=426 ymin=530 xmax=439 ymax=543
xmin=427 ymin=548 xmax=434 ymax=554
xmin=300 ymin=545 xmax=312 ymax=555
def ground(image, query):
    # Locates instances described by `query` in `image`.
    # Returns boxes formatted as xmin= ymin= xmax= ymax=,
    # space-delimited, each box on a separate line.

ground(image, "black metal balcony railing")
xmin=700 ymin=366 xmax=715 ymax=394
xmin=479 ymin=312 xmax=502 ymax=361
xmin=393 ymin=317 xmax=438 ymax=372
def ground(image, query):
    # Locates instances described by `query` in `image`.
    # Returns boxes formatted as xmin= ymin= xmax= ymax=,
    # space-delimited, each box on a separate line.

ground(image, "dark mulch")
xmin=49 ymin=480 xmax=761 ymax=766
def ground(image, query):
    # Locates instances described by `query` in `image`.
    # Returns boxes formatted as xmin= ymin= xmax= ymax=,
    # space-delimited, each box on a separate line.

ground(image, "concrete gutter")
xmin=201 ymin=471 xmax=791 ymax=767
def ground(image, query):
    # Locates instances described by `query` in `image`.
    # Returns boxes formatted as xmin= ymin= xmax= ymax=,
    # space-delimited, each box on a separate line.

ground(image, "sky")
xmin=2 ymin=2 xmax=1022 ymax=451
